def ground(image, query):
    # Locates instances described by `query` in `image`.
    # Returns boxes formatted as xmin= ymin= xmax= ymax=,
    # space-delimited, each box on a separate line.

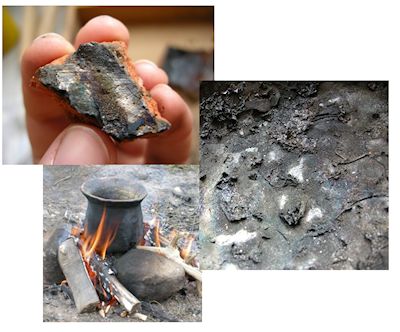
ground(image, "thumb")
xmin=40 ymin=124 xmax=117 ymax=165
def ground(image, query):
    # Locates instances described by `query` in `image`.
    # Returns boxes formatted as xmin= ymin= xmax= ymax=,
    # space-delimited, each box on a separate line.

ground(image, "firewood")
xmin=133 ymin=312 xmax=148 ymax=321
xmin=136 ymin=246 xmax=202 ymax=282
xmin=58 ymin=238 xmax=99 ymax=313
xmin=89 ymin=253 xmax=141 ymax=313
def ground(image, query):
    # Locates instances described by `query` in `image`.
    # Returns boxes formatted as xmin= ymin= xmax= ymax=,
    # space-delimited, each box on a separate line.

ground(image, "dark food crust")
xmin=32 ymin=41 xmax=171 ymax=141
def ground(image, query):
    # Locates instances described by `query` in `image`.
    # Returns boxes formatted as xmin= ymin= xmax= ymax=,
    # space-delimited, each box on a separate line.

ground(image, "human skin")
xmin=21 ymin=15 xmax=192 ymax=165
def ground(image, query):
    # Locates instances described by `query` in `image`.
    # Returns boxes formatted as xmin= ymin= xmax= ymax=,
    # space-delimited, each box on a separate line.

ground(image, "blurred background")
xmin=2 ymin=6 xmax=214 ymax=164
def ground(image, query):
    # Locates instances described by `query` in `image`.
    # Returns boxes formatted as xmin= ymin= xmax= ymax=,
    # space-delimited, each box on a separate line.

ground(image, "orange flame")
xmin=154 ymin=218 xmax=161 ymax=247
xmin=180 ymin=234 xmax=195 ymax=260
xmin=70 ymin=226 xmax=82 ymax=237
xmin=167 ymin=229 xmax=178 ymax=247
xmin=81 ymin=206 xmax=118 ymax=260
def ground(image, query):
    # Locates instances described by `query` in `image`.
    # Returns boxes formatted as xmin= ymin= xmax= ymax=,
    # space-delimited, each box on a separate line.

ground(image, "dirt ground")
xmin=43 ymin=165 xmax=201 ymax=322
xmin=199 ymin=81 xmax=388 ymax=270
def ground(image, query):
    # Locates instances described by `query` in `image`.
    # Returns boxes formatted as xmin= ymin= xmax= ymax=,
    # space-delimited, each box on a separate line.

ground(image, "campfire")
xmin=55 ymin=177 xmax=201 ymax=320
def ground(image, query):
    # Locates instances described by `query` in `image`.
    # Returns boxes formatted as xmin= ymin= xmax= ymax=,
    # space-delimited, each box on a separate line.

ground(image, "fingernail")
xmin=33 ymin=32 xmax=63 ymax=42
xmin=135 ymin=59 xmax=158 ymax=69
xmin=52 ymin=126 xmax=110 ymax=165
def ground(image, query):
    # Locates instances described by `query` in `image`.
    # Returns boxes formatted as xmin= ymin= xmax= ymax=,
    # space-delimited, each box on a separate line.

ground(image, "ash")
xmin=200 ymin=81 xmax=388 ymax=270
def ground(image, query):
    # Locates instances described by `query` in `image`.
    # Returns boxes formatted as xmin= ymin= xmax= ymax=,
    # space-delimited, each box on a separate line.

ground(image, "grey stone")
xmin=114 ymin=249 xmax=186 ymax=301
xmin=43 ymin=224 xmax=71 ymax=284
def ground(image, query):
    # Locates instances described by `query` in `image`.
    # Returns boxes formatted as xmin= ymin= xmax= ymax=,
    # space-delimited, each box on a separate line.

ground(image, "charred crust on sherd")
xmin=32 ymin=41 xmax=171 ymax=141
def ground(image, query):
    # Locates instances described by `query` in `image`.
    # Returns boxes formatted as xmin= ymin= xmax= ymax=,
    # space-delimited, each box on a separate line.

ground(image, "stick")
xmin=54 ymin=175 xmax=71 ymax=186
xmin=90 ymin=253 xmax=141 ymax=313
xmin=136 ymin=246 xmax=202 ymax=282
xmin=337 ymin=153 xmax=370 ymax=165
xmin=141 ymin=301 xmax=179 ymax=322
xmin=133 ymin=312 xmax=148 ymax=321
xmin=58 ymin=238 xmax=99 ymax=313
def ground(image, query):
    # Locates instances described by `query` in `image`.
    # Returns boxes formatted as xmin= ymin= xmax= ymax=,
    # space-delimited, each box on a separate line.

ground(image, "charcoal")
xmin=33 ymin=42 xmax=170 ymax=141
xmin=279 ymin=202 xmax=306 ymax=226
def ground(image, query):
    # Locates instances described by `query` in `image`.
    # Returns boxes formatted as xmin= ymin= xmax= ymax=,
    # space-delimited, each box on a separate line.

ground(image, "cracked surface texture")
xmin=34 ymin=42 xmax=170 ymax=141
xmin=200 ymin=81 xmax=388 ymax=270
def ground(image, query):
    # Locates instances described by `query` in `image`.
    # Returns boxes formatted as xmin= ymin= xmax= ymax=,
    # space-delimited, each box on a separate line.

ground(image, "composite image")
xmin=1 ymin=3 xmax=393 ymax=329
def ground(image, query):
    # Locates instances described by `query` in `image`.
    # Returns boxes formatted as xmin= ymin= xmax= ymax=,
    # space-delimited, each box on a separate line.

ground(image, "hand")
xmin=21 ymin=15 xmax=192 ymax=164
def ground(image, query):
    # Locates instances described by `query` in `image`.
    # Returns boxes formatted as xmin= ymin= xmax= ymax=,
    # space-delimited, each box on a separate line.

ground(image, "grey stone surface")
xmin=43 ymin=224 xmax=71 ymax=284
xmin=115 ymin=249 xmax=186 ymax=301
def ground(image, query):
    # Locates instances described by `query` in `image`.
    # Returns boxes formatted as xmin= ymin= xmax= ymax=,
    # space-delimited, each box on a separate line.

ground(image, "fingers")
xmin=21 ymin=33 xmax=75 ymax=161
xmin=116 ymin=148 xmax=146 ymax=164
xmin=22 ymin=16 xmax=181 ymax=165
xmin=73 ymin=17 xmax=170 ymax=161
xmin=134 ymin=60 xmax=168 ymax=90
xmin=74 ymin=15 xmax=130 ymax=48
xmin=40 ymin=124 xmax=117 ymax=165
xmin=115 ymin=60 xmax=168 ymax=157
xmin=74 ymin=16 xmax=167 ymax=90
xmin=145 ymin=84 xmax=193 ymax=164
xmin=22 ymin=33 xmax=75 ymax=121
xmin=21 ymin=33 xmax=75 ymax=85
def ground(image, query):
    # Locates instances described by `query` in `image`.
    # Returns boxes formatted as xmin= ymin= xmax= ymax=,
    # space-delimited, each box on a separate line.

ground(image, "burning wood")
xmin=89 ymin=252 xmax=141 ymax=313
xmin=58 ymin=235 xmax=141 ymax=315
xmin=57 ymin=215 xmax=201 ymax=317
xmin=81 ymin=206 xmax=118 ymax=260
xmin=143 ymin=217 xmax=200 ymax=263
xmin=140 ymin=216 xmax=202 ymax=283
xmin=56 ymin=180 xmax=200 ymax=317
xmin=45 ymin=174 xmax=201 ymax=322
xmin=58 ymin=238 xmax=99 ymax=313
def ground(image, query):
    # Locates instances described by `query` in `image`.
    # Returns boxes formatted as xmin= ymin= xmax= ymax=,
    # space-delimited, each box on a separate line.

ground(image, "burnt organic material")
xmin=279 ymin=202 xmax=306 ymax=226
xmin=33 ymin=42 xmax=170 ymax=141
xmin=81 ymin=177 xmax=147 ymax=254
xmin=200 ymin=81 xmax=388 ymax=270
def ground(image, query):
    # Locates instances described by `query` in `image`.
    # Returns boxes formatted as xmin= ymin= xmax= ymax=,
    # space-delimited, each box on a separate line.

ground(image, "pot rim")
xmin=80 ymin=176 xmax=147 ymax=204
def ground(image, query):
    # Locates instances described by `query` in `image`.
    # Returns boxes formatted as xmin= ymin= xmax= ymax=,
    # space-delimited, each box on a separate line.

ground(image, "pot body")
xmin=81 ymin=177 xmax=147 ymax=254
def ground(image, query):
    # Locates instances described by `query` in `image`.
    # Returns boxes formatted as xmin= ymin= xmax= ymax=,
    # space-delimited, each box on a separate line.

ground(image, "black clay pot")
xmin=81 ymin=177 xmax=147 ymax=254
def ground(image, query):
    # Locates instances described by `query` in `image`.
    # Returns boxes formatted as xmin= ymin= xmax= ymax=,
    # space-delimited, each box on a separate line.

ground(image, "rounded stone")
xmin=43 ymin=224 xmax=71 ymax=284
xmin=114 ymin=249 xmax=186 ymax=301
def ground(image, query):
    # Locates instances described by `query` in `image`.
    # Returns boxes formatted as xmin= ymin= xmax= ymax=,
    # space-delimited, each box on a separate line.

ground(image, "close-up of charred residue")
xmin=199 ymin=81 xmax=388 ymax=270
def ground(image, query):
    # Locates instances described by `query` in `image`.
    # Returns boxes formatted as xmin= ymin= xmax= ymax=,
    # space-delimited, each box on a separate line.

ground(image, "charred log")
xmin=89 ymin=252 xmax=141 ymax=313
